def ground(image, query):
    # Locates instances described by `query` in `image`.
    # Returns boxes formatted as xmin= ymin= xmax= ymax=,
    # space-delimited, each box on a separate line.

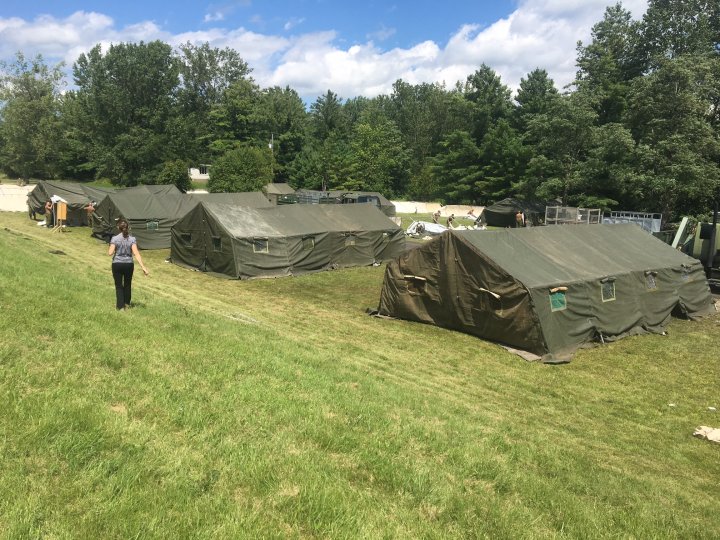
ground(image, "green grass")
xmin=1 ymin=212 xmax=719 ymax=539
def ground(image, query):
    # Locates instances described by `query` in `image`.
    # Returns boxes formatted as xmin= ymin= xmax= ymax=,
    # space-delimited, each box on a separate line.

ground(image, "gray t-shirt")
xmin=110 ymin=233 xmax=136 ymax=264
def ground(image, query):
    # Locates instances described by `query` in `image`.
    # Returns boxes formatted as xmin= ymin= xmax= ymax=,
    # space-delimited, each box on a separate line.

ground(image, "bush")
xmin=157 ymin=160 xmax=191 ymax=192
xmin=208 ymin=146 xmax=272 ymax=193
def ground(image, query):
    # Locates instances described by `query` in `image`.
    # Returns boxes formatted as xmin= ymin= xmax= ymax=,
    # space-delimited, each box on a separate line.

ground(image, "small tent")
xmin=171 ymin=202 xmax=404 ymax=279
xmin=482 ymin=198 xmax=548 ymax=227
xmin=27 ymin=181 xmax=115 ymax=225
xmin=295 ymin=189 xmax=396 ymax=217
xmin=262 ymin=183 xmax=296 ymax=204
xmin=92 ymin=185 xmax=197 ymax=249
xmin=378 ymin=224 xmax=714 ymax=362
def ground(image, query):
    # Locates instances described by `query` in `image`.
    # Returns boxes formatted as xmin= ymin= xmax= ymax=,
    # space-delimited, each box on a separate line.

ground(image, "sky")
xmin=0 ymin=0 xmax=649 ymax=102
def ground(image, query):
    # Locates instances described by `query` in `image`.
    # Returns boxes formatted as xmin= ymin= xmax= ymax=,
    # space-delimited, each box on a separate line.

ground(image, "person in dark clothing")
xmin=108 ymin=218 xmax=149 ymax=310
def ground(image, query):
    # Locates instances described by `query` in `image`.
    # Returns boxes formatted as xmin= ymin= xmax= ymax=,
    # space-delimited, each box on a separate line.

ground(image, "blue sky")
xmin=0 ymin=0 xmax=649 ymax=101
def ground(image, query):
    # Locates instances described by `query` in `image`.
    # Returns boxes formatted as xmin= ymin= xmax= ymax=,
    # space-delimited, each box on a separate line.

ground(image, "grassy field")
xmin=1 ymin=211 xmax=719 ymax=539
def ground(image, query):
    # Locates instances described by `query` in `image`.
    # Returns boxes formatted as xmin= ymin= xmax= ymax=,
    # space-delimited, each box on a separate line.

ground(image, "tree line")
xmin=1 ymin=0 xmax=718 ymax=220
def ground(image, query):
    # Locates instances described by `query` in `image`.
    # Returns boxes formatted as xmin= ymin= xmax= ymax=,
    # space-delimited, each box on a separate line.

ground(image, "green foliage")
xmin=157 ymin=160 xmax=191 ymax=192
xmin=429 ymin=130 xmax=483 ymax=204
xmin=0 ymin=52 xmax=65 ymax=182
xmin=345 ymin=119 xmax=410 ymax=196
xmin=71 ymin=41 xmax=180 ymax=185
xmin=208 ymin=145 xmax=273 ymax=192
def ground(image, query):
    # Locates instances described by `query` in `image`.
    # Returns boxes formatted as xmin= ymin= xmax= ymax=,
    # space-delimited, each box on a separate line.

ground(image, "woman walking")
xmin=108 ymin=218 xmax=149 ymax=310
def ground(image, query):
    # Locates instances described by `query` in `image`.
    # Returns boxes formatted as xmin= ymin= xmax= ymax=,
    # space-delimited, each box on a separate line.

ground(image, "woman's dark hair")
xmin=117 ymin=218 xmax=129 ymax=238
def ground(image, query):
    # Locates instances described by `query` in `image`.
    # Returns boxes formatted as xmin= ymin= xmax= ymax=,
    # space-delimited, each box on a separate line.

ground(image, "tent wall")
xmin=379 ymin=232 xmax=544 ymax=353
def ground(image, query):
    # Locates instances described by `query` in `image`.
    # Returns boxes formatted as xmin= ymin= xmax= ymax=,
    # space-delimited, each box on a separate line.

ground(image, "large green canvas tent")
xmin=27 ymin=181 xmax=115 ymax=225
xmin=92 ymin=185 xmax=197 ymax=249
xmin=482 ymin=198 xmax=548 ymax=227
xmin=170 ymin=202 xmax=404 ymax=279
xmin=378 ymin=224 xmax=714 ymax=362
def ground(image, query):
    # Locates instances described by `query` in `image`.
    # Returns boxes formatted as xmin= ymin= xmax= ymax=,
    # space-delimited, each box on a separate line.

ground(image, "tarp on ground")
xmin=92 ymin=185 xmax=198 ymax=249
xmin=295 ymin=189 xmax=396 ymax=217
xmin=378 ymin=224 xmax=714 ymax=362
xmin=27 ymin=181 xmax=116 ymax=225
xmin=482 ymin=198 xmax=548 ymax=227
xmin=170 ymin=202 xmax=404 ymax=279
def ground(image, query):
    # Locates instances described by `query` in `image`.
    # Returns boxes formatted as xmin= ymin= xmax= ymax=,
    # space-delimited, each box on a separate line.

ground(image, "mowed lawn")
xmin=1 ymin=212 xmax=719 ymax=539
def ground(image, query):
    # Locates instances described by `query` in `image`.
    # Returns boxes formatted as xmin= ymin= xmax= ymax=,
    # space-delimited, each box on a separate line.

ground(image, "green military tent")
xmin=482 ymin=198 xmax=548 ymax=227
xmin=378 ymin=224 xmax=714 ymax=362
xmin=92 ymin=185 xmax=197 ymax=249
xmin=27 ymin=181 xmax=116 ymax=225
xmin=170 ymin=202 xmax=404 ymax=279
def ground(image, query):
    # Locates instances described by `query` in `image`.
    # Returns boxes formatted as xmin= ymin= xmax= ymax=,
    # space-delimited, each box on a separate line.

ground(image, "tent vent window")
xmin=404 ymin=275 xmax=426 ymax=295
xmin=645 ymin=271 xmax=658 ymax=290
xmin=181 ymin=233 xmax=192 ymax=247
xmin=212 ymin=237 xmax=222 ymax=252
xmin=253 ymin=238 xmax=269 ymax=253
xmin=601 ymin=279 xmax=616 ymax=302
xmin=549 ymin=290 xmax=567 ymax=312
xmin=302 ymin=237 xmax=315 ymax=251
xmin=146 ymin=220 xmax=159 ymax=231
xmin=345 ymin=234 xmax=357 ymax=247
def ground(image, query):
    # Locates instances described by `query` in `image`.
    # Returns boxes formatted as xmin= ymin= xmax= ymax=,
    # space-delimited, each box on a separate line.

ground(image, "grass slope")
xmin=0 ymin=213 xmax=719 ymax=539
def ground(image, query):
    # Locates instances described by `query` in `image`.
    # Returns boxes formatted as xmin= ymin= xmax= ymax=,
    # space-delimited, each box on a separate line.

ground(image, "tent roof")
xmin=103 ymin=185 xmax=196 ymax=220
xmin=198 ymin=201 xmax=400 ymax=238
xmin=484 ymin=197 xmax=548 ymax=215
xmin=296 ymin=189 xmax=393 ymax=207
xmin=263 ymin=183 xmax=295 ymax=195
xmin=188 ymin=192 xmax=272 ymax=208
xmin=454 ymin=224 xmax=700 ymax=288
xmin=28 ymin=181 xmax=115 ymax=210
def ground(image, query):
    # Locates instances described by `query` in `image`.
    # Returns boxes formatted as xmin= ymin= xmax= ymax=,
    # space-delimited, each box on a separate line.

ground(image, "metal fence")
xmin=545 ymin=206 xmax=602 ymax=225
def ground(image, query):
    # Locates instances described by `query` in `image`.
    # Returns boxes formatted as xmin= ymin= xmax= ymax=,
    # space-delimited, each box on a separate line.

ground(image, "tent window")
xmin=345 ymin=234 xmax=357 ymax=246
xmin=681 ymin=265 xmax=691 ymax=281
xmin=181 ymin=233 xmax=192 ymax=247
xmin=601 ymin=280 xmax=616 ymax=302
xmin=253 ymin=238 xmax=269 ymax=253
xmin=645 ymin=271 xmax=657 ymax=290
xmin=146 ymin=220 xmax=159 ymax=231
xmin=302 ymin=236 xmax=314 ymax=251
xmin=212 ymin=236 xmax=222 ymax=252
xmin=549 ymin=290 xmax=567 ymax=312
xmin=404 ymin=275 xmax=426 ymax=295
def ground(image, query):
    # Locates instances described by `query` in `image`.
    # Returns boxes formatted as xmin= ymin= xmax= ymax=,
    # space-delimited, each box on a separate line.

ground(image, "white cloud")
xmin=0 ymin=1 xmax=649 ymax=100
xmin=203 ymin=12 xmax=225 ymax=23
xmin=283 ymin=17 xmax=305 ymax=31
xmin=366 ymin=25 xmax=396 ymax=42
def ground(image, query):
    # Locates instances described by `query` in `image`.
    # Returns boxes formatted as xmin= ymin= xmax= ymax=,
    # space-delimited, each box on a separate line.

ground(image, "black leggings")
xmin=112 ymin=262 xmax=134 ymax=309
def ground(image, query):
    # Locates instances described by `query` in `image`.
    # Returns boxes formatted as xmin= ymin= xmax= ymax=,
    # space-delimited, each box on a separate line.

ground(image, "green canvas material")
xmin=378 ymin=224 xmax=714 ymax=362
xmin=170 ymin=202 xmax=404 ymax=279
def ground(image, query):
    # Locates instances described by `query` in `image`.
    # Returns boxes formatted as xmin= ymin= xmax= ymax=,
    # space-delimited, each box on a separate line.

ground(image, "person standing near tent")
xmin=108 ymin=218 xmax=149 ymax=310
xmin=432 ymin=209 xmax=441 ymax=224
xmin=515 ymin=210 xmax=524 ymax=228
xmin=446 ymin=214 xmax=455 ymax=229
xmin=44 ymin=200 xmax=53 ymax=228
